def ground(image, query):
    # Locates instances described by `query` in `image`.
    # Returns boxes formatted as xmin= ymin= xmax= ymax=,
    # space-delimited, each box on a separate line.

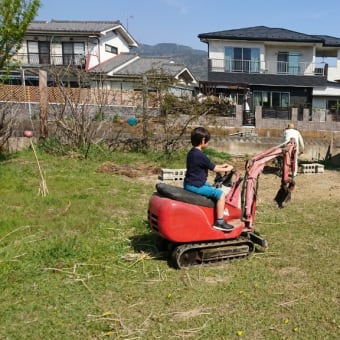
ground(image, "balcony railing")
xmin=15 ymin=53 xmax=86 ymax=67
xmin=209 ymin=58 xmax=327 ymax=76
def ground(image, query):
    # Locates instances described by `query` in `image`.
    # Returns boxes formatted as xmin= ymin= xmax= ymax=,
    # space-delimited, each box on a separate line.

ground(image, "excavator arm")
xmin=241 ymin=139 xmax=297 ymax=230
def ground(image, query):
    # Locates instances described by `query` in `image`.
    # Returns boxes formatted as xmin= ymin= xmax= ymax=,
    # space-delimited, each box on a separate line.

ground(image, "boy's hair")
xmin=191 ymin=127 xmax=210 ymax=146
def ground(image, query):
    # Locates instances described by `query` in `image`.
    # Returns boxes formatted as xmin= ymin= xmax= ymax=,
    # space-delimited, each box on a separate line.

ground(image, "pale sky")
xmin=36 ymin=0 xmax=340 ymax=50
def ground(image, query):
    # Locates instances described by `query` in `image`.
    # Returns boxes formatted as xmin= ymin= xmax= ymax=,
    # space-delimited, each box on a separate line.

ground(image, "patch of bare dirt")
xmin=258 ymin=167 xmax=340 ymax=203
xmin=221 ymin=158 xmax=340 ymax=203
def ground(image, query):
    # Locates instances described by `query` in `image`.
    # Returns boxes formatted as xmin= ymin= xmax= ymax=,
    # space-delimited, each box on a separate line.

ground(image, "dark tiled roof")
xmin=198 ymin=26 xmax=335 ymax=45
xmin=90 ymin=54 xmax=189 ymax=78
xmin=313 ymin=35 xmax=340 ymax=47
xmin=325 ymin=80 xmax=340 ymax=88
xmin=115 ymin=56 xmax=186 ymax=76
xmin=28 ymin=20 xmax=121 ymax=34
xmin=89 ymin=53 xmax=138 ymax=73
xmin=207 ymin=72 xmax=328 ymax=87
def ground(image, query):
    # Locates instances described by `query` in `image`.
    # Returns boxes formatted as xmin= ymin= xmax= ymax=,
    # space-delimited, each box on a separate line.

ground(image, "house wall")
xmin=208 ymin=40 xmax=264 ymax=57
xmin=313 ymin=85 xmax=340 ymax=96
xmin=327 ymin=49 xmax=340 ymax=81
xmin=312 ymin=98 xmax=326 ymax=111
xmin=208 ymin=40 xmax=316 ymax=75
xmin=18 ymin=40 xmax=28 ymax=57
xmin=208 ymin=40 xmax=265 ymax=70
xmin=52 ymin=43 xmax=63 ymax=64
xmin=103 ymin=31 xmax=131 ymax=54
xmin=312 ymin=87 xmax=340 ymax=114
xmin=18 ymin=36 xmax=89 ymax=65
xmin=17 ymin=30 xmax=131 ymax=69
xmin=87 ymin=31 xmax=131 ymax=69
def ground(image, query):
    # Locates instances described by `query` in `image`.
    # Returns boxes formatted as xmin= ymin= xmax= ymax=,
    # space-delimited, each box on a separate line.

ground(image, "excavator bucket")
xmin=274 ymin=180 xmax=295 ymax=208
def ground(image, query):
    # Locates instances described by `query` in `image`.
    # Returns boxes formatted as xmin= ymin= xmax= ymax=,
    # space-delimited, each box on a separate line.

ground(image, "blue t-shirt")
xmin=184 ymin=148 xmax=215 ymax=187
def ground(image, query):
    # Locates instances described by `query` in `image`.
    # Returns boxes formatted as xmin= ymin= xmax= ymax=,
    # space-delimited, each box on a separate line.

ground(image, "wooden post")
xmin=39 ymin=69 xmax=48 ymax=139
xmin=142 ymin=75 xmax=148 ymax=148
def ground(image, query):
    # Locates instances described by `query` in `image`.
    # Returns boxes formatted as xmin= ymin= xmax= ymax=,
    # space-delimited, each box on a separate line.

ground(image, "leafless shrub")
xmin=0 ymin=101 xmax=20 ymax=151
xmin=151 ymin=93 xmax=219 ymax=154
xmin=46 ymin=66 xmax=109 ymax=157
xmin=32 ymin=66 xmax=234 ymax=156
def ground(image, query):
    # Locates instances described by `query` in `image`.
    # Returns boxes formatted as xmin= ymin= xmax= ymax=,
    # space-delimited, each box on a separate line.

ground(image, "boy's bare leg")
xmin=214 ymin=193 xmax=234 ymax=231
xmin=216 ymin=193 xmax=226 ymax=219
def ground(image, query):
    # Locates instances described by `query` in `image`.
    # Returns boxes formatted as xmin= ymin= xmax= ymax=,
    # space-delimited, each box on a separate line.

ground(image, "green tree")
xmin=0 ymin=0 xmax=40 ymax=71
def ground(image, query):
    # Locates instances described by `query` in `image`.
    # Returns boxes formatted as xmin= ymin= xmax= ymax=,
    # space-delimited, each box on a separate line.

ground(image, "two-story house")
xmin=11 ymin=20 xmax=196 ymax=98
xmin=17 ymin=20 xmax=137 ymax=74
xmin=198 ymin=26 xmax=340 ymax=128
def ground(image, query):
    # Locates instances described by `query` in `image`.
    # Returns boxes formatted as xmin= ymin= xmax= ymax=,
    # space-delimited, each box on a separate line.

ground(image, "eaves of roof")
xmin=312 ymin=35 xmax=340 ymax=47
xmin=198 ymin=26 xmax=339 ymax=46
xmin=27 ymin=20 xmax=138 ymax=47
xmin=325 ymin=80 xmax=340 ymax=88
xmin=207 ymin=72 xmax=328 ymax=87
xmin=177 ymin=67 xmax=198 ymax=83
xmin=28 ymin=20 xmax=121 ymax=34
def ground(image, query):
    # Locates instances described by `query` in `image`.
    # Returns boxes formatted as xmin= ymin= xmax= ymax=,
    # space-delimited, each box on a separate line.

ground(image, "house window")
xmin=277 ymin=52 xmax=300 ymax=75
xmin=27 ymin=41 xmax=50 ymax=64
xmin=254 ymin=91 xmax=290 ymax=107
xmin=225 ymin=47 xmax=260 ymax=73
xmin=105 ymin=44 xmax=118 ymax=54
xmin=327 ymin=99 xmax=340 ymax=121
xmin=62 ymin=42 xmax=85 ymax=65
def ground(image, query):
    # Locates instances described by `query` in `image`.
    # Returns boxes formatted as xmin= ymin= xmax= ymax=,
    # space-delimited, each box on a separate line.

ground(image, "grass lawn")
xmin=0 ymin=147 xmax=339 ymax=339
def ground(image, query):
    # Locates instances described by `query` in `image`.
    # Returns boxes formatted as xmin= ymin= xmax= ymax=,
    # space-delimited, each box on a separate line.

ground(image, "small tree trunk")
xmin=39 ymin=70 xmax=48 ymax=140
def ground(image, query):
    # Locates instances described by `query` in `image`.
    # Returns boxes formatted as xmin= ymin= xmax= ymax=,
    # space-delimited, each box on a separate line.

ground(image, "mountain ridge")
xmin=133 ymin=42 xmax=208 ymax=81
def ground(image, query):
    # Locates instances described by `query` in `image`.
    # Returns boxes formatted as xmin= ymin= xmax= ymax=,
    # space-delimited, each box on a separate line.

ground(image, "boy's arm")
xmin=213 ymin=164 xmax=233 ymax=173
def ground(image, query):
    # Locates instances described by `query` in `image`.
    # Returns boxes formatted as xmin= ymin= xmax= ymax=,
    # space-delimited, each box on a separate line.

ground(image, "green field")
xmin=1 ymin=148 xmax=339 ymax=339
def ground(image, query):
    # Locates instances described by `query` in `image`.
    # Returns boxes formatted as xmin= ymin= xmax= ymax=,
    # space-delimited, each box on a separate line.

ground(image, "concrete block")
xmin=159 ymin=168 xmax=186 ymax=181
xmin=300 ymin=163 xmax=324 ymax=174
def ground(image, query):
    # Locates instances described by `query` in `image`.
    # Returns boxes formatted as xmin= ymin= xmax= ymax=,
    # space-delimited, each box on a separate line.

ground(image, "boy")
xmin=183 ymin=127 xmax=234 ymax=232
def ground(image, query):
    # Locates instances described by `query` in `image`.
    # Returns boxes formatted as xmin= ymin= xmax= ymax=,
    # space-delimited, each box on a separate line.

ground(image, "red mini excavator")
xmin=147 ymin=140 xmax=297 ymax=268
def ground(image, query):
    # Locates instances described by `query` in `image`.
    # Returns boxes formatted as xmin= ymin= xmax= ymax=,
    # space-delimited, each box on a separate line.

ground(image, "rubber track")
xmin=172 ymin=236 xmax=255 ymax=269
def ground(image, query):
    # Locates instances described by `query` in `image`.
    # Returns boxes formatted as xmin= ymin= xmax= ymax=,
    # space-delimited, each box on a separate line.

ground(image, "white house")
xmin=13 ymin=20 xmax=197 ymax=95
xmin=198 ymin=26 xmax=340 ymax=125
xmin=17 ymin=20 xmax=138 ymax=70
